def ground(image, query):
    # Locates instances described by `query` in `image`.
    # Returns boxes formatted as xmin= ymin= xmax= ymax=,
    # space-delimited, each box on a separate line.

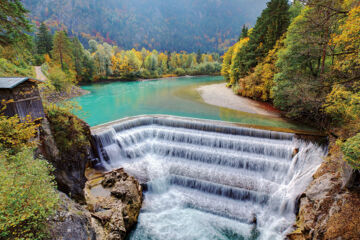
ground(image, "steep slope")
xmin=23 ymin=0 xmax=267 ymax=52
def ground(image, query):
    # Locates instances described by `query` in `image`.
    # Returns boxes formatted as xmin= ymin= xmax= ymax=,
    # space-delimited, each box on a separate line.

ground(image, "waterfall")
xmin=92 ymin=116 xmax=325 ymax=240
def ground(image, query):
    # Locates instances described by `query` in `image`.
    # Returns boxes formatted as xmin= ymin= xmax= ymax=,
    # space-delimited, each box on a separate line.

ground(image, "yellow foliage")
xmin=237 ymin=36 xmax=285 ymax=101
xmin=332 ymin=5 xmax=360 ymax=74
xmin=0 ymin=101 xmax=39 ymax=154
xmin=324 ymin=85 xmax=360 ymax=126
xmin=44 ymin=54 xmax=51 ymax=63
xmin=221 ymin=45 xmax=234 ymax=83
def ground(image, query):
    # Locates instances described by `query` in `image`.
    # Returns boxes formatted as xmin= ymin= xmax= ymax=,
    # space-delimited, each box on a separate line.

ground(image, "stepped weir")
xmin=91 ymin=115 xmax=326 ymax=240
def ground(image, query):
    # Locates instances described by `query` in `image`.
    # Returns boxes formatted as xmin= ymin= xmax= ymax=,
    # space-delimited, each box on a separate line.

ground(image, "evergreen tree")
xmin=0 ymin=0 xmax=32 ymax=46
xmin=196 ymin=49 xmax=202 ymax=64
xmin=72 ymin=37 xmax=88 ymax=80
xmin=238 ymin=25 xmax=249 ymax=41
xmin=52 ymin=31 xmax=73 ymax=71
xmin=242 ymin=0 xmax=290 ymax=72
xmin=66 ymin=36 xmax=95 ymax=82
xmin=35 ymin=22 xmax=52 ymax=55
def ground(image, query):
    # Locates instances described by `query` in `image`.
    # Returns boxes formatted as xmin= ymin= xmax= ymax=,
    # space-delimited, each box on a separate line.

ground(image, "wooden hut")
xmin=0 ymin=77 xmax=45 ymax=121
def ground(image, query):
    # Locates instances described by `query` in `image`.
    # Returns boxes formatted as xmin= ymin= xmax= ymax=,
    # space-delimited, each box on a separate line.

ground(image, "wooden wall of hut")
xmin=0 ymin=81 xmax=45 ymax=121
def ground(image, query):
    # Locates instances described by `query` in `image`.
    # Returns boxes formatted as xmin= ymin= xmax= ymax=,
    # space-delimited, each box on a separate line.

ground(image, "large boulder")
xmin=47 ymin=192 xmax=97 ymax=240
xmin=85 ymin=168 xmax=143 ymax=240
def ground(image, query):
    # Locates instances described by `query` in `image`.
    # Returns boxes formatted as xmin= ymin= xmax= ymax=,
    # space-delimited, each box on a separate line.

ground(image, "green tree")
xmin=93 ymin=43 xmax=112 ymax=78
xmin=242 ymin=0 xmax=290 ymax=72
xmin=88 ymin=39 xmax=98 ymax=53
xmin=238 ymin=25 xmax=249 ymax=41
xmin=229 ymin=37 xmax=249 ymax=86
xmin=272 ymin=1 xmax=344 ymax=123
xmin=127 ymin=50 xmax=141 ymax=72
xmin=341 ymin=133 xmax=360 ymax=170
xmin=196 ymin=49 xmax=202 ymax=64
xmin=0 ymin=0 xmax=32 ymax=46
xmin=72 ymin=37 xmax=94 ymax=81
xmin=36 ymin=22 xmax=53 ymax=55
xmin=145 ymin=53 xmax=158 ymax=72
xmin=52 ymin=31 xmax=73 ymax=71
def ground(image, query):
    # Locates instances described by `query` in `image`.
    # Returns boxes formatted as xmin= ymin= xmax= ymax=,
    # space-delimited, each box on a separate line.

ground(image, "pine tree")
xmin=0 ymin=0 xmax=32 ymax=46
xmin=196 ymin=49 xmax=202 ymax=63
xmin=242 ymin=0 xmax=290 ymax=72
xmin=238 ymin=25 xmax=249 ymax=41
xmin=36 ymin=22 xmax=52 ymax=55
xmin=72 ymin=37 xmax=86 ymax=80
xmin=52 ymin=31 xmax=73 ymax=71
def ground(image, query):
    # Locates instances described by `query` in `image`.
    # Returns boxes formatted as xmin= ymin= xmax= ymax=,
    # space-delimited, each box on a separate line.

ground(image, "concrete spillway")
xmin=91 ymin=115 xmax=325 ymax=239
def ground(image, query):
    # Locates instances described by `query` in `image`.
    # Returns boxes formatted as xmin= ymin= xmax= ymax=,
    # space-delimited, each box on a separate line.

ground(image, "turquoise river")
xmin=73 ymin=76 xmax=315 ymax=133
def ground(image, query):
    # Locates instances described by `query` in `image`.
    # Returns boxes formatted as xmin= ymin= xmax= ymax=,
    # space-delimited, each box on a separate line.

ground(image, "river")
xmin=73 ymin=76 xmax=315 ymax=133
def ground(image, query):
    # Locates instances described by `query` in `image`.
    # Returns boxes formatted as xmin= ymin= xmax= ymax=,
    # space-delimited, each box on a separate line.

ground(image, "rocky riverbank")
xmin=288 ymin=139 xmax=360 ymax=239
xmin=43 ymin=85 xmax=90 ymax=103
xmin=38 ymin=111 xmax=142 ymax=239
xmin=46 ymin=169 xmax=142 ymax=240
xmin=86 ymin=168 xmax=143 ymax=239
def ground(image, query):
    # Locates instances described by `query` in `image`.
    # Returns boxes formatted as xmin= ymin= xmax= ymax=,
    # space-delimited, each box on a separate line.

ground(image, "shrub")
xmin=192 ymin=62 xmax=221 ymax=75
xmin=33 ymin=54 xmax=45 ymax=66
xmin=0 ymin=149 xmax=58 ymax=239
xmin=0 ymin=112 xmax=58 ymax=239
xmin=0 ymin=58 xmax=34 ymax=77
xmin=44 ymin=103 xmax=89 ymax=153
xmin=341 ymin=133 xmax=360 ymax=170
xmin=139 ymin=68 xmax=152 ymax=79
xmin=174 ymin=68 xmax=186 ymax=76
xmin=0 ymin=103 xmax=39 ymax=155
xmin=48 ymin=67 xmax=74 ymax=92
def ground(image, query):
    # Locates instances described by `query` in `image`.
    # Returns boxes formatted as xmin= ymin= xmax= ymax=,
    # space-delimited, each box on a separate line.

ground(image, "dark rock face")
xmin=288 ymin=144 xmax=360 ymax=240
xmin=47 ymin=192 xmax=96 ymax=240
xmin=39 ymin=117 xmax=92 ymax=203
xmin=86 ymin=168 xmax=143 ymax=240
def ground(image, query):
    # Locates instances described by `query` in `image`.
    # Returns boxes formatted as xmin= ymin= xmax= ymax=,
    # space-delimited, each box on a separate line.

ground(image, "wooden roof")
xmin=0 ymin=77 xmax=44 ymax=89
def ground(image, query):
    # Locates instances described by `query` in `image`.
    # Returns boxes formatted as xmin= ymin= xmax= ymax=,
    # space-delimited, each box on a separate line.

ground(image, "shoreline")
xmin=78 ymin=74 xmax=221 ymax=85
xmin=197 ymin=82 xmax=282 ymax=118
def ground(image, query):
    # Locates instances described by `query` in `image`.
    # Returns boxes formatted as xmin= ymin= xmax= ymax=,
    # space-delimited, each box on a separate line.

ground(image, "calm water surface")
xmin=73 ymin=76 xmax=314 ymax=132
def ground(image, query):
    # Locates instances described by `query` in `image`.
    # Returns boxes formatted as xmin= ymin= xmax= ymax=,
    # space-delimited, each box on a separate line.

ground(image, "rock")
xmin=342 ymin=161 xmax=360 ymax=190
xmin=46 ymin=192 xmax=96 ymax=240
xmin=288 ymin=142 xmax=360 ymax=240
xmin=39 ymin=117 xmax=93 ymax=203
xmin=85 ymin=168 xmax=142 ymax=240
xmin=101 ymin=170 xmax=128 ymax=188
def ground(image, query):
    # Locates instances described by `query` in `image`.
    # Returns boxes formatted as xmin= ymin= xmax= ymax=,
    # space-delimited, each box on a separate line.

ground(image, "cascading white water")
xmin=92 ymin=116 xmax=326 ymax=240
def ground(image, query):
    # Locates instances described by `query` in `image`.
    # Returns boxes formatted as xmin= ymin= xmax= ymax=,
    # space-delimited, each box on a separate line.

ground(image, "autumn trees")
xmin=221 ymin=0 xmax=360 ymax=168
xmin=108 ymin=45 xmax=221 ymax=80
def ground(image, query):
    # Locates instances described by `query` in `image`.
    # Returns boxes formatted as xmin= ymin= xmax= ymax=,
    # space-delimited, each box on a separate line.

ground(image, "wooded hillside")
xmin=22 ymin=0 xmax=267 ymax=52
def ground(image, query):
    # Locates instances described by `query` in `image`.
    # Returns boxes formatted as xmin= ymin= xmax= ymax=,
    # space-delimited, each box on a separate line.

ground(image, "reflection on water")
xmin=72 ymin=76 xmax=316 ymax=132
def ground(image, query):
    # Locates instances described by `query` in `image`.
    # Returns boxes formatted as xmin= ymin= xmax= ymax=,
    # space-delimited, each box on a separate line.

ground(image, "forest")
xmin=1 ymin=0 xmax=360 ymax=239
xmin=1 ymin=21 xmax=222 ymax=93
xmin=22 ymin=0 xmax=268 ymax=52
xmin=38 ymin=25 xmax=222 ymax=87
xmin=221 ymin=0 xmax=360 ymax=169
